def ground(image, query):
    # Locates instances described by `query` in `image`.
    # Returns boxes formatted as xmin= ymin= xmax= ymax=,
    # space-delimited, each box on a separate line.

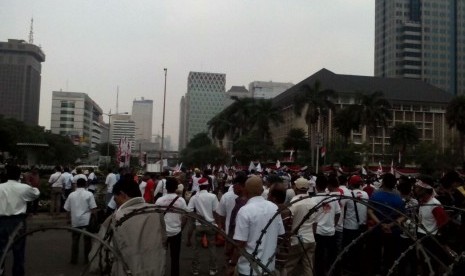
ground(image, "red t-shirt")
xmin=143 ymin=179 xmax=155 ymax=203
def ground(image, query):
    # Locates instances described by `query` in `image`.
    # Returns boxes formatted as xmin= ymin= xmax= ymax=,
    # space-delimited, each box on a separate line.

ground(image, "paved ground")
xmin=3 ymin=213 xmax=226 ymax=276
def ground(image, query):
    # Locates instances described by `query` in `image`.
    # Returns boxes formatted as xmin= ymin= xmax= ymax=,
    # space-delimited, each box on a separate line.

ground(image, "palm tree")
xmin=251 ymin=99 xmax=284 ymax=143
xmin=283 ymin=128 xmax=309 ymax=161
xmin=333 ymin=106 xmax=360 ymax=144
xmin=294 ymin=80 xmax=336 ymax=167
xmin=390 ymin=123 xmax=420 ymax=165
xmin=445 ymin=95 xmax=465 ymax=161
xmin=351 ymin=91 xmax=392 ymax=163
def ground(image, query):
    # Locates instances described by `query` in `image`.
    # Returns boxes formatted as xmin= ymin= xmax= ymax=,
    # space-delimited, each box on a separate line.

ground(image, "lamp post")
xmin=103 ymin=111 xmax=128 ymax=164
xmin=160 ymin=68 xmax=167 ymax=172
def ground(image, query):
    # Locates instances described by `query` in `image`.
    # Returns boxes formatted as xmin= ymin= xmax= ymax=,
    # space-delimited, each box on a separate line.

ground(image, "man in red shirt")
xmin=142 ymin=173 xmax=155 ymax=203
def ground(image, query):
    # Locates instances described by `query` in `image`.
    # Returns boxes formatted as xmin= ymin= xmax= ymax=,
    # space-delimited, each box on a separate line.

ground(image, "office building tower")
xmin=178 ymin=72 xmax=226 ymax=149
xmin=110 ymin=114 xmax=136 ymax=150
xmin=131 ymin=97 xmax=153 ymax=142
xmin=248 ymin=81 xmax=294 ymax=99
xmin=375 ymin=0 xmax=465 ymax=95
xmin=51 ymin=91 xmax=104 ymax=149
xmin=0 ymin=39 xmax=45 ymax=124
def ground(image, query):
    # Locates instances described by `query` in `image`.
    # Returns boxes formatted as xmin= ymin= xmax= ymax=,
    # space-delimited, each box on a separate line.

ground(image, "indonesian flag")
xmin=361 ymin=166 xmax=367 ymax=175
xmin=390 ymin=160 xmax=394 ymax=175
xmin=276 ymin=160 xmax=281 ymax=169
xmin=320 ymin=147 xmax=326 ymax=158
xmin=256 ymin=162 xmax=263 ymax=172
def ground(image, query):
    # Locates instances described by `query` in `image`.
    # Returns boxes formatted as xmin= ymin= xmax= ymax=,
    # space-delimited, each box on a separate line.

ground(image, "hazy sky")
xmin=1 ymin=0 xmax=375 ymax=149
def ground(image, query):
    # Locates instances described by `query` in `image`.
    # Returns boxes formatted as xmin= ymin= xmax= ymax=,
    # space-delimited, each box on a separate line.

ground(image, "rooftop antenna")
xmin=28 ymin=17 xmax=34 ymax=44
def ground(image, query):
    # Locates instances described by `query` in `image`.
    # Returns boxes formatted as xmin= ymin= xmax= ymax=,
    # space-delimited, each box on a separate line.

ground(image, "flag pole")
xmin=160 ymin=68 xmax=167 ymax=173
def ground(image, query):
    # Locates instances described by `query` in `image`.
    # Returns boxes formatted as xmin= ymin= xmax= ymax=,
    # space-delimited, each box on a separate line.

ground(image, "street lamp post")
xmin=160 ymin=68 xmax=167 ymax=172
xmin=103 ymin=111 xmax=128 ymax=164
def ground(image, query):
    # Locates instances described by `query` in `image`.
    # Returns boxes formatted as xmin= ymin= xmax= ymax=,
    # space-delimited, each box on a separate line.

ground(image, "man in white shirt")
xmin=48 ymin=165 xmax=63 ymax=216
xmin=87 ymin=168 xmax=97 ymax=193
xmin=228 ymin=176 xmax=285 ymax=276
xmin=342 ymin=175 xmax=369 ymax=275
xmin=61 ymin=167 xmax=73 ymax=200
xmin=0 ymin=165 xmax=40 ymax=276
xmin=187 ymin=177 xmax=219 ymax=275
xmin=191 ymin=168 xmax=202 ymax=194
xmin=285 ymin=176 xmax=316 ymax=276
xmin=105 ymin=170 xmax=117 ymax=205
xmin=313 ymin=175 xmax=341 ymax=276
xmin=64 ymin=178 xmax=97 ymax=264
xmin=72 ymin=168 xmax=88 ymax=187
xmin=155 ymin=177 xmax=188 ymax=276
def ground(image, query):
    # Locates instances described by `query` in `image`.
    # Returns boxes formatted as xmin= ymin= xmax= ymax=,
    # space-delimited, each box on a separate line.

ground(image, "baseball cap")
xmin=348 ymin=175 xmax=363 ymax=186
xmin=294 ymin=177 xmax=309 ymax=189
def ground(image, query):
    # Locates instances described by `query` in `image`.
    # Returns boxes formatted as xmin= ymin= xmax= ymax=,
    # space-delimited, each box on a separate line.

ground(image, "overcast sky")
xmin=1 ymin=0 xmax=375 ymax=149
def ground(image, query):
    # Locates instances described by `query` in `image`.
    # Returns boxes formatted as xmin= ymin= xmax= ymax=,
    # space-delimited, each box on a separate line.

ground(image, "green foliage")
xmin=283 ymin=128 xmax=309 ymax=161
xmin=390 ymin=123 xmax=420 ymax=157
xmin=351 ymin=91 xmax=392 ymax=135
xmin=446 ymin=95 xmax=465 ymax=161
xmin=414 ymin=142 xmax=461 ymax=177
xmin=333 ymin=106 xmax=360 ymax=143
xmin=326 ymin=141 xmax=366 ymax=170
xmin=0 ymin=115 xmax=81 ymax=164
xmin=180 ymin=133 xmax=229 ymax=167
xmin=233 ymin=130 xmax=279 ymax=164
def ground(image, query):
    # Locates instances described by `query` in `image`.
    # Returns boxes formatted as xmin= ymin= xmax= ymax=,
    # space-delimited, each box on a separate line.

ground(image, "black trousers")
xmin=314 ymin=233 xmax=338 ymax=276
xmin=71 ymin=226 xmax=91 ymax=264
xmin=167 ymin=232 xmax=182 ymax=276
xmin=0 ymin=215 xmax=27 ymax=276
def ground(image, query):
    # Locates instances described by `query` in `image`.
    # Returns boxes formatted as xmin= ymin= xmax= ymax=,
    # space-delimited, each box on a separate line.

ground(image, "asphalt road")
xmin=3 ymin=214 xmax=226 ymax=276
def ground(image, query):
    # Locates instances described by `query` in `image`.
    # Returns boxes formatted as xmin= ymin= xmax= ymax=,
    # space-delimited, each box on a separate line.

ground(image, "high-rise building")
xmin=248 ymin=81 xmax=294 ymax=99
xmin=178 ymin=72 xmax=226 ymax=149
xmin=374 ymin=0 xmax=465 ymax=95
xmin=131 ymin=97 xmax=153 ymax=142
xmin=0 ymin=39 xmax=45 ymax=124
xmin=110 ymin=114 xmax=136 ymax=150
xmin=51 ymin=91 xmax=104 ymax=149
xmin=224 ymin=86 xmax=250 ymax=107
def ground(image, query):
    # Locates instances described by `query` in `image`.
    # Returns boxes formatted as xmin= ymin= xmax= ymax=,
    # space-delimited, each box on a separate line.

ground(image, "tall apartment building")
xmin=0 ymin=39 xmax=45 ymax=125
xmin=178 ymin=72 xmax=226 ymax=150
xmin=374 ymin=0 xmax=465 ymax=95
xmin=51 ymin=91 xmax=104 ymax=149
xmin=131 ymin=97 xmax=153 ymax=142
xmin=248 ymin=81 xmax=294 ymax=99
xmin=110 ymin=114 xmax=136 ymax=150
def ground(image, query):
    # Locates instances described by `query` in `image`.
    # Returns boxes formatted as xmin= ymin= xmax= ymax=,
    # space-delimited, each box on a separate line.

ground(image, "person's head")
xmin=348 ymin=175 xmax=363 ymax=189
xmin=76 ymin=178 xmax=87 ymax=188
xmin=63 ymin=167 xmax=70 ymax=173
xmin=198 ymin=177 xmax=209 ymax=191
xmin=165 ymin=177 xmax=179 ymax=193
xmin=315 ymin=174 xmax=328 ymax=192
xmin=232 ymin=172 xmax=248 ymax=196
xmin=112 ymin=175 xmax=142 ymax=207
xmin=244 ymin=176 xmax=264 ymax=199
xmin=414 ymin=175 xmax=435 ymax=200
xmin=327 ymin=174 xmax=339 ymax=192
xmin=194 ymin=168 xmax=201 ymax=177
xmin=382 ymin=173 xmax=397 ymax=190
xmin=397 ymin=177 xmax=413 ymax=196
xmin=268 ymin=183 xmax=287 ymax=205
xmin=89 ymin=167 xmax=94 ymax=173
xmin=338 ymin=175 xmax=347 ymax=186
xmin=440 ymin=171 xmax=463 ymax=190
xmin=293 ymin=177 xmax=309 ymax=194
xmin=6 ymin=165 xmax=21 ymax=181
xmin=54 ymin=165 xmax=62 ymax=172
xmin=266 ymin=174 xmax=283 ymax=188
xmin=31 ymin=167 xmax=39 ymax=174
xmin=76 ymin=168 xmax=83 ymax=175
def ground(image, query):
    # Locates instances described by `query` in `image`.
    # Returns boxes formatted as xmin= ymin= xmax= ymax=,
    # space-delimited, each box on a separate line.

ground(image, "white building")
xmin=50 ymin=91 xmax=104 ymax=149
xmin=131 ymin=98 xmax=153 ymax=142
xmin=110 ymin=114 xmax=136 ymax=150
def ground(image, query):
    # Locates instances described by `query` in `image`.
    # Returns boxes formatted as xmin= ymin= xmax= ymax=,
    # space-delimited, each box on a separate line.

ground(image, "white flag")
xmin=390 ymin=160 xmax=394 ymax=175
xmin=256 ymin=162 xmax=263 ymax=172
xmin=248 ymin=161 xmax=256 ymax=172
xmin=362 ymin=166 xmax=367 ymax=175
xmin=377 ymin=161 xmax=383 ymax=177
xmin=276 ymin=160 xmax=281 ymax=169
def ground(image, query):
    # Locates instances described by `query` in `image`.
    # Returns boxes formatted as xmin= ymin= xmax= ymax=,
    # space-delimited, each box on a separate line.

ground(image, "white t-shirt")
xmin=139 ymin=181 xmax=147 ymax=196
xmin=187 ymin=190 xmax=218 ymax=225
xmin=0 ymin=180 xmax=40 ymax=215
xmin=87 ymin=172 xmax=96 ymax=191
xmin=191 ymin=175 xmax=202 ymax=193
xmin=60 ymin=172 xmax=73 ymax=190
xmin=72 ymin=174 xmax=88 ymax=184
xmin=336 ymin=185 xmax=351 ymax=232
xmin=154 ymin=179 xmax=167 ymax=196
xmin=105 ymin=173 xmax=117 ymax=193
xmin=215 ymin=190 xmax=238 ymax=235
xmin=64 ymin=188 xmax=97 ymax=227
xmin=261 ymin=187 xmax=270 ymax=200
xmin=418 ymin=197 xmax=442 ymax=235
xmin=289 ymin=194 xmax=317 ymax=245
xmin=49 ymin=172 xmax=62 ymax=188
xmin=342 ymin=189 xmax=369 ymax=230
xmin=155 ymin=193 xmax=188 ymax=237
xmin=234 ymin=196 xmax=285 ymax=275
xmin=313 ymin=193 xmax=341 ymax=236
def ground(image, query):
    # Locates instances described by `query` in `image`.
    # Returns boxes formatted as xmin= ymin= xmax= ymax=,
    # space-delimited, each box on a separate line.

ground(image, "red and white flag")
xmin=276 ymin=160 xmax=281 ymax=169
xmin=320 ymin=146 xmax=326 ymax=158
xmin=390 ymin=160 xmax=394 ymax=175
xmin=377 ymin=161 xmax=383 ymax=177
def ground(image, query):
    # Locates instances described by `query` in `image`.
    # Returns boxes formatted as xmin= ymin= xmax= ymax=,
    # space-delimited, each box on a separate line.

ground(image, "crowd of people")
xmin=1 ymin=163 xmax=465 ymax=276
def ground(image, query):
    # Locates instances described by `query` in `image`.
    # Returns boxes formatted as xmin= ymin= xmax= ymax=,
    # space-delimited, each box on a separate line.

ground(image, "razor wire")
xmin=2 ymin=198 xmax=464 ymax=276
